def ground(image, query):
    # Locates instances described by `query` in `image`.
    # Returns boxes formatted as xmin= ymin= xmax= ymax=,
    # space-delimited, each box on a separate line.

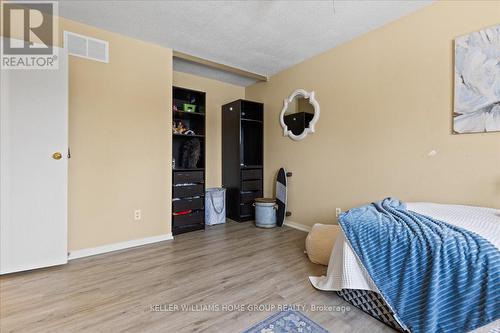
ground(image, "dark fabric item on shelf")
xmin=181 ymin=138 xmax=201 ymax=168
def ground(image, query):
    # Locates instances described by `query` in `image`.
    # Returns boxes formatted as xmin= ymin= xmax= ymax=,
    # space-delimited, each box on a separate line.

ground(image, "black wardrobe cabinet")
xmin=222 ymin=100 xmax=264 ymax=222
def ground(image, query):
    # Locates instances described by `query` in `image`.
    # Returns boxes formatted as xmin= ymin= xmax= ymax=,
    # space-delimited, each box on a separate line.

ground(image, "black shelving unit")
xmin=172 ymin=86 xmax=206 ymax=235
xmin=222 ymin=100 xmax=264 ymax=222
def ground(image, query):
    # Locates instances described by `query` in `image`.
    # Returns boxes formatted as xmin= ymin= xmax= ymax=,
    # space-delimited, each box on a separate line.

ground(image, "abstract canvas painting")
xmin=454 ymin=24 xmax=500 ymax=134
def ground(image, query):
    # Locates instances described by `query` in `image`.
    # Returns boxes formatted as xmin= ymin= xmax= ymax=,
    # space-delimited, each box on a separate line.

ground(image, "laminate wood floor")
xmin=0 ymin=221 xmax=395 ymax=333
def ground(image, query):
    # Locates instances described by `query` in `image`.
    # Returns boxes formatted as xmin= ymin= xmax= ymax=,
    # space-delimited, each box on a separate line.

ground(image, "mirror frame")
xmin=279 ymin=89 xmax=320 ymax=141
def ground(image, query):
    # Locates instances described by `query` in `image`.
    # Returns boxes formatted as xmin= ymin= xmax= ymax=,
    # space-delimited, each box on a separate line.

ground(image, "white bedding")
xmin=309 ymin=202 xmax=500 ymax=292
xmin=309 ymin=202 xmax=500 ymax=332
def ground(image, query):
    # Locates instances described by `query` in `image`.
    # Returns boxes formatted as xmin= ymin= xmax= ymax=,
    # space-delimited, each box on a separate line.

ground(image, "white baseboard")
xmin=68 ymin=233 xmax=173 ymax=260
xmin=283 ymin=220 xmax=312 ymax=233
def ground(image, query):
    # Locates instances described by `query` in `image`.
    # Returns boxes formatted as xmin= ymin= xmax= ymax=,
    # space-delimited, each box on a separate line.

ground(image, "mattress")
xmin=337 ymin=289 xmax=405 ymax=332
xmin=337 ymin=289 xmax=500 ymax=333
xmin=309 ymin=202 xmax=500 ymax=332
xmin=310 ymin=202 xmax=500 ymax=292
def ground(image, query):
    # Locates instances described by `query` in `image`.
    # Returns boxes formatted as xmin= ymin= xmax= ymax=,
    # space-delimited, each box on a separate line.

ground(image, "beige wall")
xmin=58 ymin=19 xmax=172 ymax=250
xmin=2 ymin=10 xmax=244 ymax=250
xmin=173 ymin=71 xmax=245 ymax=188
xmin=1 ymin=15 xmax=173 ymax=250
xmin=246 ymin=1 xmax=500 ymax=227
xmin=3 ymin=1 xmax=498 ymax=249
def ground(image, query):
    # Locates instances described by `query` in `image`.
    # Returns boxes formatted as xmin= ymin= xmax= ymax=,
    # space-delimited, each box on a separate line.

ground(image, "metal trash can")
xmin=205 ymin=188 xmax=226 ymax=225
xmin=254 ymin=198 xmax=277 ymax=228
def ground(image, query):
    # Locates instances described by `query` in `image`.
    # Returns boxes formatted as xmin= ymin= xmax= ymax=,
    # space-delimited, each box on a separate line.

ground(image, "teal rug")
xmin=243 ymin=310 xmax=330 ymax=333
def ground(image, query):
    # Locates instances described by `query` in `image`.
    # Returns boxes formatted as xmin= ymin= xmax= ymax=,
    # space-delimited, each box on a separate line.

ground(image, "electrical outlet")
xmin=335 ymin=208 xmax=342 ymax=218
xmin=134 ymin=209 xmax=141 ymax=221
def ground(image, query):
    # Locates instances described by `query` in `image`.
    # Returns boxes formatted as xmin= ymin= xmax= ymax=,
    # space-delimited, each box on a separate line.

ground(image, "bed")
xmin=310 ymin=200 xmax=500 ymax=333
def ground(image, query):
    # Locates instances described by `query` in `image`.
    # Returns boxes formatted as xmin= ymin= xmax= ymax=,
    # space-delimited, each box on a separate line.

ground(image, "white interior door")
xmin=0 ymin=45 xmax=68 ymax=274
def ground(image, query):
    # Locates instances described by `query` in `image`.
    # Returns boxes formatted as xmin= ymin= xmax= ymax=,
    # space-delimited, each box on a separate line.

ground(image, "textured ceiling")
xmin=58 ymin=0 xmax=432 ymax=86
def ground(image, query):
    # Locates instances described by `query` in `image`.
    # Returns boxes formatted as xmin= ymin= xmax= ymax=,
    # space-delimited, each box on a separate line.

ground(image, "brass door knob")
xmin=52 ymin=152 xmax=62 ymax=160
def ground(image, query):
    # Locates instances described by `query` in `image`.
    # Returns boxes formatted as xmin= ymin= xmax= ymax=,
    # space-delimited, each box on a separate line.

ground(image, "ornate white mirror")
xmin=280 ymin=89 xmax=320 ymax=141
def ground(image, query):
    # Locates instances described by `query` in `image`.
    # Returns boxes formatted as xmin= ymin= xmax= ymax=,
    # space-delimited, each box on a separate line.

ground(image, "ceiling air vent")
xmin=63 ymin=31 xmax=109 ymax=63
